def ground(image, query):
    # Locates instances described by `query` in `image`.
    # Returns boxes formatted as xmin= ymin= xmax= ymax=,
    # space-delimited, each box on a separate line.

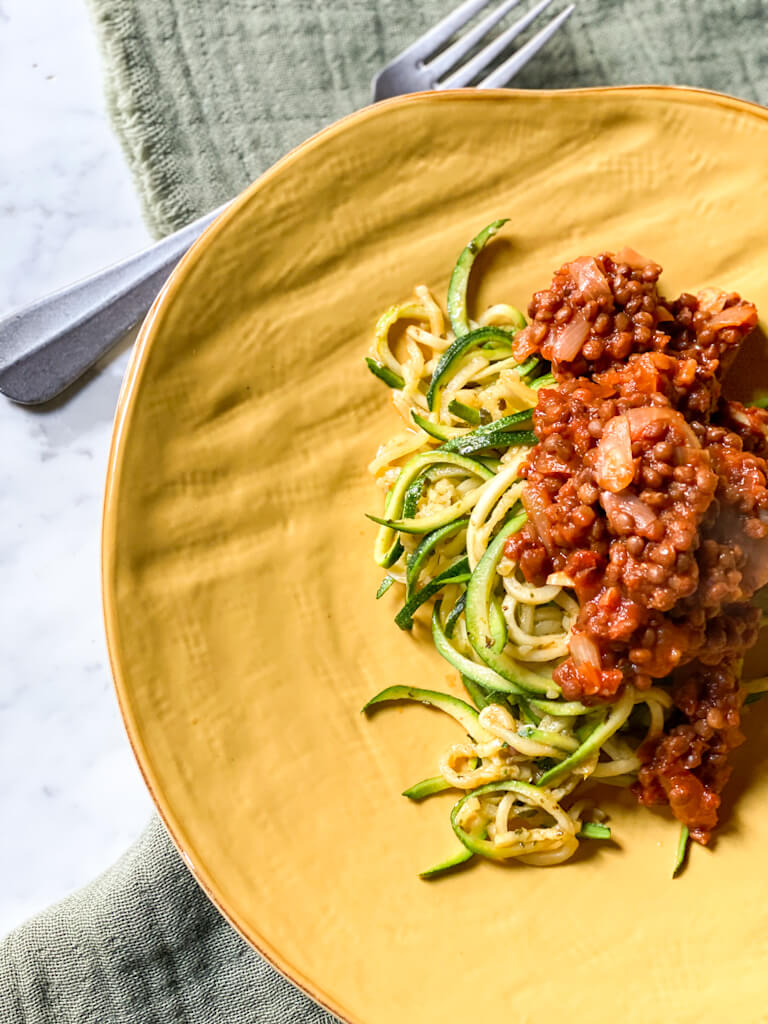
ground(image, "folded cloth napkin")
xmin=1 ymin=1 xmax=766 ymax=1021
xmin=0 ymin=819 xmax=335 ymax=1023
xmin=86 ymin=0 xmax=767 ymax=239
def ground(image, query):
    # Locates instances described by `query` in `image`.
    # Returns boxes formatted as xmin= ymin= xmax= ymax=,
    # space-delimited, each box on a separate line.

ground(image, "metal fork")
xmin=0 ymin=0 xmax=574 ymax=405
xmin=374 ymin=0 xmax=574 ymax=100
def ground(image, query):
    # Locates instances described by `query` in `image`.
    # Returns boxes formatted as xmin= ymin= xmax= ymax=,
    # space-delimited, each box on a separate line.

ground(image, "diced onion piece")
xmin=728 ymin=406 xmax=753 ymax=430
xmin=569 ymin=631 xmax=601 ymax=669
xmin=707 ymin=303 xmax=758 ymax=330
xmin=565 ymin=256 xmax=612 ymax=300
xmin=553 ymin=316 xmax=590 ymax=362
xmin=675 ymin=358 xmax=697 ymax=386
xmin=601 ymin=490 xmax=657 ymax=535
xmin=696 ymin=287 xmax=728 ymax=316
xmin=513 ymin=323 xmax=538 ymax=360
xmin=743 ymin=535 xmax=768 ymax=594
xmin=593 ymin=414 xmax=634 ymax=492
xmin=613 ymin=246 xmax=656 ymax=272
xmin=625 ymin=405 xmax=700 ymax=448
xmin=522 ymin=486 xmax=553 ymax=554
xmin=546 ymin=571 xmax=576 ymax=587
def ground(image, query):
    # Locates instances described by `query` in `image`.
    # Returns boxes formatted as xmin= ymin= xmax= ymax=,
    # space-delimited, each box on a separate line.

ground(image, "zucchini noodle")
xmin=362 ymin=221 xmax=676 ymax=877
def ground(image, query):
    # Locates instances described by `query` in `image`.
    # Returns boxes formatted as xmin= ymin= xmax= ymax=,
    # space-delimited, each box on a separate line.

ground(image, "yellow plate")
xmin=103 ymin=87 xmax=768 ymax=1024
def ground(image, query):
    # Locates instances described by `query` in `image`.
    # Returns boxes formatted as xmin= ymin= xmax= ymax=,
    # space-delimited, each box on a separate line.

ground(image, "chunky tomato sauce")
xmin=507 ymin=249 xmax=766 ymax=842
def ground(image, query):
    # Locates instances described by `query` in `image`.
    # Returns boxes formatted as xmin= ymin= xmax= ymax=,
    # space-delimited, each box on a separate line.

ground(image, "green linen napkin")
xmin=0 ymin=819 xmax=334 ymax=1023
xmin=2 ymin=0 xmax=766 ymax=1020
xmin=88 ymin=0 xmax=768 ymax=239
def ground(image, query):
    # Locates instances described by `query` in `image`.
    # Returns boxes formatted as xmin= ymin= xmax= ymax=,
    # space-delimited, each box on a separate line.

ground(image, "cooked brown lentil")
xmin=506 ymin=249 xmax=763 ymax=843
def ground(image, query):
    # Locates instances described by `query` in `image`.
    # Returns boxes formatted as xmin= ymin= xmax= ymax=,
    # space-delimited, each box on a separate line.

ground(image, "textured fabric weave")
xmin=2 ymin=0 xmax=767 ymax=1020
xmin=0 ymin=818 xmax=336 ymax=1023
xmin=86 ymin=0 xmax=768 ymax=237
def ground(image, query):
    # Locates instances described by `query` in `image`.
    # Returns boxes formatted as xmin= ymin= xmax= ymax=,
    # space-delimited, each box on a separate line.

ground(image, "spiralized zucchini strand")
xmin=363 ymin=221 xmax=670 ymax=874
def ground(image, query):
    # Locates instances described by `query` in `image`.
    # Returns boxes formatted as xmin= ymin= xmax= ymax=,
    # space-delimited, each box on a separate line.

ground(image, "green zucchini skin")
xmin=375 ymin=486 xmax=406 ymax=568
xmin=448 ymin=399 xmax=482 ymax=425
xmin=517 ymin=725 xmax=578 ymax=753
xmin=447 ymin=219 xmax=509 ymax=337
xmin=362 ymin=684 xmax=491 ymax=742
xmin=514 ymin=354 xmax=542 ymax=379
xmin=368 ymin=507 xmax=474 ymax=536
xmin=372 ymin=451 xmax=490 ymax=564
xmin=402 ymin=776 xmax=452 ymax=800
xmin=365 ymin=357 xmax=405 ymax=389
xmin=536 ymin=686 xmax=635 ymax=787
xmin=516 ymin=697 xmax=541 ymax=726
xmin=410 ymin=410 xmax=468 ymax=442
xmin=432 ymin=602 xmax=526 ymax=698
xmin=488 ymin=594 xmax=507 ymax=654
xmin=381 ymin=452 xmax=494 ymax=518
xmin=406 ymin=518 xmax=469 ymax=598
xmin=440 ymin=410 xmax=535 ymax=455
xmin=465 ymin=514 xmax=560 ymax=698
xmin=448 ymin=430 xmax=537 ymax=456
xmin=449 ymin=779 xmax=554 ymax=860
xmin=672 ymin=825 xmax=690 ymax=878
xmin=395 ymin=558 xmax=471 ymax=630
xmin=376 ymin=576 xmax=396 ymax=599
xmin=419 ymin=847 xmax=474 ymax=879
xmin=576 ymin=822 xmax=612 ymax=840
xmin=527 ymin=696 xmax=590 ymax=717
xmin=744 ymin=690 xmax=767 ymax=705
xmin=443 ymin=593 xmax=467 ymax=639
xmin=461 ymin=674 xmax=495 ymax=711
xmin=379 ymin=541 xmax=404 ymax=569
xmin=426 ymin=325 xmax=515 ymax=412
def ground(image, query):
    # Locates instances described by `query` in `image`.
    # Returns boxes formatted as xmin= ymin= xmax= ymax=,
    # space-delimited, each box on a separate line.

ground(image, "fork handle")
xmin=0 ymin=203 xmax=229 ymax=405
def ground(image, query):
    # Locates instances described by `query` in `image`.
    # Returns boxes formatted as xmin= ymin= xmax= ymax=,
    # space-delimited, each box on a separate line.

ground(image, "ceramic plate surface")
xmin=104 ymin=87 xmax=768 ymax=1024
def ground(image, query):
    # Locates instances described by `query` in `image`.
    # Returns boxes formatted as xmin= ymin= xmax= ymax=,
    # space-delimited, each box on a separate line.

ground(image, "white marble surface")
xmin=0 ymin=0 xmax=156 ymax=933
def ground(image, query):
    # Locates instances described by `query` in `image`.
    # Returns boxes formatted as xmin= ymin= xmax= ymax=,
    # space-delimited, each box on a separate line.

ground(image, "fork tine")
xmin=392 ymin=0 xmax=496 ymax=64
xmin=427 ymin=0 xmax=524 ymax=80
xmin=442 ymin=0 xmax=558 ymax=88
xmin=477 ymin=4 xmax=575 ymax=88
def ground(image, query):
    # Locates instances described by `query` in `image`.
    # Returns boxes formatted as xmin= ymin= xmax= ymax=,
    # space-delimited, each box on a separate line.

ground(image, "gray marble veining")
xmin=0 ymin=0 xmax=155 ymax=933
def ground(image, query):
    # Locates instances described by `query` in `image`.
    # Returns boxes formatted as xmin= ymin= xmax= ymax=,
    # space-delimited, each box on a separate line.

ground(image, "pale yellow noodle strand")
xmin=499 ymin=561 xmax=561 ymax=605
xmin=567 ymin=799 xmax=592 ymax=824
xmin=466 ymin=463 xmax=526 ymax=570
xmin=520 ymin=602 xmax=535 ymax=635
xmin=603 ymin=736 xmax=637 ymax=761
xmin=414 ymin=285 xmax=446 ymax=337
xmin=440 ymin=355 xmax=489 ymax=419
xmin=479 ymin=704 xmax=566 ymax=760
xmin=405 ymin=324 xmax=451 ymax=354
xmin=401 ymin=336 xmax=425 ymax=388
xmin=518 ymin=833 xmax=580 ymax=867
xmin=478 ymin=370 xmax=542 ymax=416
xmin=477 ymin=304 xmax=525 ymax=327
xmin=439 ymin=742 xmax=523 ymax=789
xmin=592 ymin=757 xmax=642 ymax=778
xmin=367 ymin=430 xmax=429 ymax=476
xmin=471 ymin=356 xmax=527 ymax=382
xmin=550 ymin=752 xmax=600 ymax=802
xmin=392 ymin=386 xmax=430 ymax=423
xmin=503 ymin=598 xmax=569 ymax=661
xmin=373 ymin=302 xmax=431 ymax=373
xmin=457 ymin=788 xmax=577 ymax=864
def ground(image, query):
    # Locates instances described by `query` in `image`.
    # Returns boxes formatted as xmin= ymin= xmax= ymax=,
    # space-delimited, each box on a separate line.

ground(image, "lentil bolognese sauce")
xmin=508 ymin=251 xmax=765 ymax=844
xmin=363 ymin=220 xmax=768 ymax=877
